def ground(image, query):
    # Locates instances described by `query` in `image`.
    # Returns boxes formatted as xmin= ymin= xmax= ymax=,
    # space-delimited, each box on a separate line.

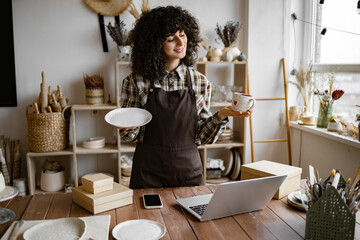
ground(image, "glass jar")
xmin=317 ymin=103 xmax=333 ymax=128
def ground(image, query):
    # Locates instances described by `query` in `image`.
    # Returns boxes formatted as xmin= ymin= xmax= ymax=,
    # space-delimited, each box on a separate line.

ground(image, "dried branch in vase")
xmin=288 ymin=62 xmax=316 ymax=111
xmin=83 ymin=73 xmax=104 ymax=89
xmin=107 ymin=21 xmax=129 ymax=46
xmin=215 ymin=21 xmax=242 ymax=47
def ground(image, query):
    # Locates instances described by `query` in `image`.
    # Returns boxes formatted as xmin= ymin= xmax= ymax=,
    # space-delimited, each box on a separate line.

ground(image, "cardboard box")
xmin=72 ymin=182 xmax=133 ymax=214
xmin=82 ymin=173 xmax=113 ymax=194
xmin=240 ymin=160 xmax=302 ymax=199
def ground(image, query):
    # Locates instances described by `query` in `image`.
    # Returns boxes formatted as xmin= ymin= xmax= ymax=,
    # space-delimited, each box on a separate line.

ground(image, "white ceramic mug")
xmin=232 ymin=93 xmax=256 ymax=112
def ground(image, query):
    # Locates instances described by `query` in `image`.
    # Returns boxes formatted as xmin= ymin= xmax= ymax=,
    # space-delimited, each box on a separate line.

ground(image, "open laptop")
xmin=177 ymin=175 xmax=287 ymax=221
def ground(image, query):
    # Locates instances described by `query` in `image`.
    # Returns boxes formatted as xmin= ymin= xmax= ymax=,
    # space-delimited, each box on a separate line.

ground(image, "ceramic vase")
xmin=40 ymin=170 xmax=65 ymax=192
xmin=317 ymin=103 xmax=333 ymax=128
xmin=117 ymin=45 xmax=131 ymax=62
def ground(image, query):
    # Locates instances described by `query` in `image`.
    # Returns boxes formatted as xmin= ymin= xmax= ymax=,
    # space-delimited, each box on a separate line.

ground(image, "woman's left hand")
xmin=218 ymin=106 xmax=253 ymax=120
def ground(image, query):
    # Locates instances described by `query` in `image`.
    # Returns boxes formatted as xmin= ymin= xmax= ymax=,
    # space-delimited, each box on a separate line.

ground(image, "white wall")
xmin=2 ymin=0 xmax=249 ymax=178
xmin=247 ymin=0 xmax=291 ymax=164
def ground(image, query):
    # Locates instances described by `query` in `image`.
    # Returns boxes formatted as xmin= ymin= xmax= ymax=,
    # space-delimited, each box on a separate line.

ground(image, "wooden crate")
xmin=72 ymin=182 xmax=133 ymax=214
xmin=240 ymin=160 xmax=302 ymax=199
xmin=82 ymin=173 xmax=113 ymax=194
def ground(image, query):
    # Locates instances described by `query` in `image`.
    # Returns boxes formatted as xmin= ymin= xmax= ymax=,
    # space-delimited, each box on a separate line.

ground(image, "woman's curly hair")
xmin=128 ymin=6 xmax=201 ymax=81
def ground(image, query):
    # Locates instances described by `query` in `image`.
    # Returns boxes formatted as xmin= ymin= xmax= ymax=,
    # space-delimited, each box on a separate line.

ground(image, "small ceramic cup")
xmin=232 ymin=93 xmax=256 ymax=112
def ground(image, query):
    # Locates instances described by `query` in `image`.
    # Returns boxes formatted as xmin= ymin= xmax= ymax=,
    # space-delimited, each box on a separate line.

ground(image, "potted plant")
xmin=107 ymin=21 xmax=131 ymax=62
xmin=214 ymin=21 xmax=243 ymax=61
xmin=40 ymin=160 xmax=65 ymax=192
xmin=314 ymin=73 xmax=344 ymax=128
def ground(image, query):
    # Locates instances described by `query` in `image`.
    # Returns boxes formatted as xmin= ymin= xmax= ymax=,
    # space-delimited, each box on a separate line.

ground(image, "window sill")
xmin=289 ymin=121 xmax=360 ymax=150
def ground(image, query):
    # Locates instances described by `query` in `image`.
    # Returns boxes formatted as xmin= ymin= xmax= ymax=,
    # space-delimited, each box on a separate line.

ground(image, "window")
xmin=309 ymin=0 xmax=360 ymax=122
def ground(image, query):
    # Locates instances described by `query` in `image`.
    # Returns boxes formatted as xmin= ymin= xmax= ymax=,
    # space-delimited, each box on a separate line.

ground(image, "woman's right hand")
xmin=218 ymin=106 xmax=253 ymax=120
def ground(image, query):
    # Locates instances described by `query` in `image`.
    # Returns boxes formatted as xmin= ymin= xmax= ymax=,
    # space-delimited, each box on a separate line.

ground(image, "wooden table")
xmin=0 ymin=185 xmax=359 ymax=240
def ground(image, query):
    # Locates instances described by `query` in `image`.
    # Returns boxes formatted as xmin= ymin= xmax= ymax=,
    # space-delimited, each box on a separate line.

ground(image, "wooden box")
xmin=240 ymin=160 xmax=302 ymax=199
xmin=82 ymin=173 xmax=113 ymax=194
xmin=72 ymin=182 xmax=133 ymax=214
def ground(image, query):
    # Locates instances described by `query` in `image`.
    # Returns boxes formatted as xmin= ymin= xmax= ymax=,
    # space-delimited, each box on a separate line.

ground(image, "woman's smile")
xmin=162 ymin=30 xmax=187 ymax=71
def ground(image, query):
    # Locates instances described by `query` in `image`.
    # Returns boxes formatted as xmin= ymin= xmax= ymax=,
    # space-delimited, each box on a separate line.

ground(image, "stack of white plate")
xmin=217 ymin=129 xmax=233 ymax=143
xmin=82 ymin=137 xmax=105 ymax=149
xmin=13 ymin=178 xmax=27 ymax=196
xmin=217 ymin=147 xmax=242 ymax=180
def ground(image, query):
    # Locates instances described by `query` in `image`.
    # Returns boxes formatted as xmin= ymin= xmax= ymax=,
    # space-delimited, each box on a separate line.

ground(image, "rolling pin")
xmin=40 ymin=71 xmax=48 ymax=113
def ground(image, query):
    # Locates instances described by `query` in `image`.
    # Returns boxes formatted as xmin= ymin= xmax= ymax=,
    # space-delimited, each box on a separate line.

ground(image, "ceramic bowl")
xmin=327 ymin=122 xmax=343 ymax=132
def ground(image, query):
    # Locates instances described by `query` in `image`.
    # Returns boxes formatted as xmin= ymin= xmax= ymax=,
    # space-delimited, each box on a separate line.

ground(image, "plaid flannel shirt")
xmin=119 ymin=63 xmax=228 ymax=145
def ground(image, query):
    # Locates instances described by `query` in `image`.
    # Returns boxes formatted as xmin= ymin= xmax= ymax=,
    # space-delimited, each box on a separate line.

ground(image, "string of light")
xmin=291 ymin=13 xmax=360 ymax=36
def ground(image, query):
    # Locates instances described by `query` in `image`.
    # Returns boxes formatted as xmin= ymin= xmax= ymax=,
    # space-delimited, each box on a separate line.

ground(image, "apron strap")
xmin=185 ymin=67 xmax=194 ymax=93
xmin=149 ymin=79 xmax=158 ymax=115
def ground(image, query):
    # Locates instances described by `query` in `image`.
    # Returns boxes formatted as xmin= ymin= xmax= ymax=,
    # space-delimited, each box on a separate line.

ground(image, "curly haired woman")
xmin=119 ymin=6 xmax=252 ymax=189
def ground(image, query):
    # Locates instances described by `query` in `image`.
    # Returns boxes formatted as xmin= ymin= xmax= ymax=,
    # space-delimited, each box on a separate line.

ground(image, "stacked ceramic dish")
xmin=216 ymin=128 xmax=233 ymax=143
xmin=287 ymin=190 xmax=308 ymax=211
xmin=82 ymin=137 xmax=105 ymax=149
xmin=220 ymin=148 xmax=241 ymax=180
xmin=206 ymin=147 xmax=242 ymax=184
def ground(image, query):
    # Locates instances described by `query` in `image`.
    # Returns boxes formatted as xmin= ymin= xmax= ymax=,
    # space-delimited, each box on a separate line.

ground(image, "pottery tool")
xmin=9 ymin=220 xmax=24 ymax=240
xmin=40 ymin=71 xmax=48 ymax=113
xmin=309 ymin=165 xmax=315 ymax=185
xmin=33 ymin=102 xmax=40 ymax=114
xmin=331 ymin=172 xmax=340 ymax=189
xmin=347 ymin=167 xmax=360 ymax=201
xmin=48 ymin=86 xmax=52 ymax=103
xmin=57 ymin=85 xmax=67 ymax=108
xmin=51 ymin=94 xmax=62 ymax=112
xmin=47 ymin=106 xmax=52 ymax=113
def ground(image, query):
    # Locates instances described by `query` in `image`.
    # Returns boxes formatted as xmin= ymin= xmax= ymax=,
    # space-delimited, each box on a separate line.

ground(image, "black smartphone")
xmin=143 ymin=194 xmax=163 ymax=209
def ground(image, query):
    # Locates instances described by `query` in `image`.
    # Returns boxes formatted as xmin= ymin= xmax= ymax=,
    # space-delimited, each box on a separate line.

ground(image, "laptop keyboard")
xmin=189 ymin=204 xmax=208 ymax=216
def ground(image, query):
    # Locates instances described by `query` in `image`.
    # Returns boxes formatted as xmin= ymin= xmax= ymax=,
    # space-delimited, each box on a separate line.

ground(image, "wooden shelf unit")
xmin=196 ymin=61 xmax=248 ymax=182
xmin=26 ymin=61 xmax=248 ymax=194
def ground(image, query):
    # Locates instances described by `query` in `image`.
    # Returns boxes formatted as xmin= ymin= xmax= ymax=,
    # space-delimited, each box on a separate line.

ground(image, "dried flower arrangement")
xmin=288 ymin=62 xmax=316 ymax=112
xmin=107 ymin=21 xmax=129 ymax=46
xmin=83 ymin=73 xmax=104 ymax=89
xmin=128 ymin=0 xmax=151 ymax=19
xmin=314 ymin=73 xmax=344 ymax=107
xmin=215 ymin=21 xmax=242 ymax=48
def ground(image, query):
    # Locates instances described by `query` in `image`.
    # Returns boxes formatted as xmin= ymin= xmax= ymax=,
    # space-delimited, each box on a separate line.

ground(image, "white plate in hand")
xmin=112 ymin=219 xmax=166 ymax=240
xmin=23 ymin=218 xmax=86 ymax=240
xmin=105 ymin=108 xmax=152 ymax=128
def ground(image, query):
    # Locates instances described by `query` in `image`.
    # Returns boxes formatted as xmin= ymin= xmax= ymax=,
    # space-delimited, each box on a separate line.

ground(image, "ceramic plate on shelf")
xmin=112 ymin=219 xmax=166 ymax=240
xmin=230 ymin=149 xmax=241 ymax=180
xmin=105 ymin=108 xmax=152 ymax=128
xmin=221 ymin=148 xmax=234 ymax=177
xmin=23 ymin=218 xmax=87 ymax=240
xmin=82 ymin=136 xmax=106 ymax=149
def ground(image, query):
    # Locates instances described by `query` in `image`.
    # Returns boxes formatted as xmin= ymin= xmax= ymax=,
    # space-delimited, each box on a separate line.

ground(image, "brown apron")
xmin=129 ymin=68 xmax=203 ymax=189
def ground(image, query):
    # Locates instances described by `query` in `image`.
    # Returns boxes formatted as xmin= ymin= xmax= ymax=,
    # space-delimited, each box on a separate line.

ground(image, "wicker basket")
xmin=305 ymin=185 xmax=355 ymax=240
xmin=26 ymin=105 xmax=71 ymax=152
